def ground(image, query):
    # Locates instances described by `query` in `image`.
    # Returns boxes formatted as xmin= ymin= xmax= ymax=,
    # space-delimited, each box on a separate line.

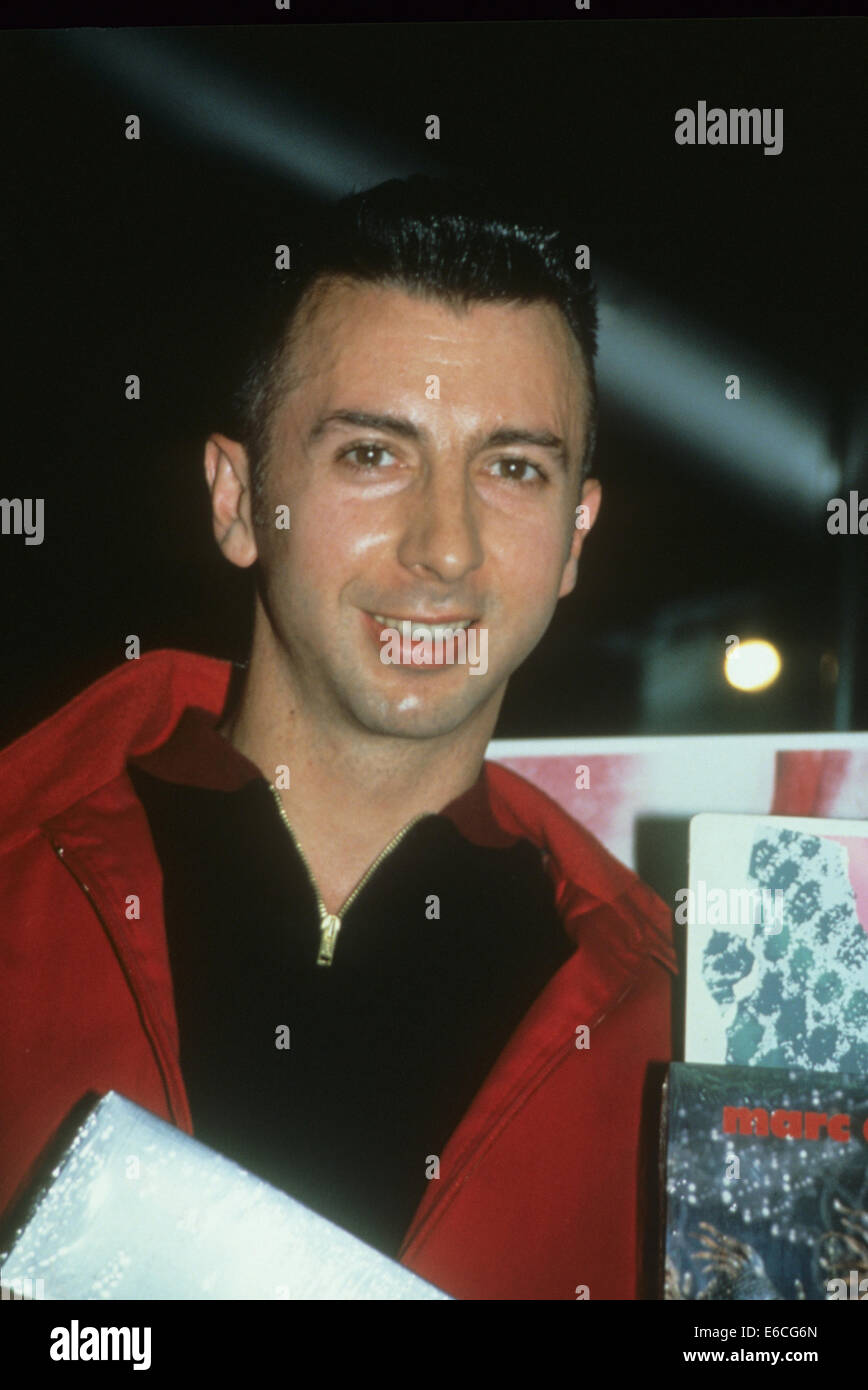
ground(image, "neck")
xmin=218 ymin=620 xmax=503 ymax=910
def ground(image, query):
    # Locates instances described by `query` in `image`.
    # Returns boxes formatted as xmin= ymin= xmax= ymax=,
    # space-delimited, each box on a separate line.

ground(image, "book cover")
xmin=662 ymin=1062 xmax=868 ymax=1301
xmin=0 ymin=1093 xmax=451 ymax=1301
xmin=684 ymin=814 xmax=868 ymax=1072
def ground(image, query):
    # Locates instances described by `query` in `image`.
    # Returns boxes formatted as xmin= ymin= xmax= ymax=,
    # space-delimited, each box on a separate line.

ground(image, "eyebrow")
xmin=307 ymin=410 xmax=422 ymax=445
xmin=306 ymin=409 xmax=568 ymax=467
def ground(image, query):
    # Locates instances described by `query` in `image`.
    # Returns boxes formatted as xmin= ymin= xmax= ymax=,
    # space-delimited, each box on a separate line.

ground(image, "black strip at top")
xmin=127 ymin=763 xmax=573 ymax=1258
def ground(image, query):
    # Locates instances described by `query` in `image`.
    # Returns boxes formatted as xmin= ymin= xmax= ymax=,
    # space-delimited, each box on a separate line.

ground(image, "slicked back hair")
xmin=231 ymin=175 xmax=598 ymax=515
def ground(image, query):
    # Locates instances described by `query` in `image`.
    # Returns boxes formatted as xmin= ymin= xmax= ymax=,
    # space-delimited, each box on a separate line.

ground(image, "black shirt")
xmin=128 ymin=717 xmax=572 ymax=1256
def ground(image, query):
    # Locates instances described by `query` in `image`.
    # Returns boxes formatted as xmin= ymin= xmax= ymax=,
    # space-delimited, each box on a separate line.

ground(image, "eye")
xmin=489 ymin=457 xmax=547 ymax=484
xmin=340 ymin=442 xmax=397 ymax=471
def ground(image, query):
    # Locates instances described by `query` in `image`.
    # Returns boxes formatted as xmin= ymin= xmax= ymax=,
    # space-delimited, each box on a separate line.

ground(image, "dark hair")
xmin=232 ymin=174 xmax=598 ymax=511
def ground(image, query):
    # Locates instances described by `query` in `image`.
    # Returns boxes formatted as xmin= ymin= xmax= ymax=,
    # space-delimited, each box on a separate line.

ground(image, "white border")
xmin=488 ymin=732 xmax=868 ymax=758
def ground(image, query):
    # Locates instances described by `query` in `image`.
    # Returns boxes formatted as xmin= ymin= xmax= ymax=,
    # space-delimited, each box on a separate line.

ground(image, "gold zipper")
xmin=268 ymin=783 xmax=425 ymax=967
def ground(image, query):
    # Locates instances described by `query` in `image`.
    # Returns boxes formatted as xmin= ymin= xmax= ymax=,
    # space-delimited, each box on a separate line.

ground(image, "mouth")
xmin=362 ymin=610 xmax=483 ymax=670
xmin=372 ymin=613 xmax=477 ymax=639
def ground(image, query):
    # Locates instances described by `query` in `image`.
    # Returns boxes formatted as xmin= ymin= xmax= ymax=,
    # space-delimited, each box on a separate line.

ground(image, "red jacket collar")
xmin=0 ymin=651 xmax=232 ymax=852
xmin=130 ymin=703 xmax=520 ymax=850
xmin=0 ymin=647 xmax=675 ymax=973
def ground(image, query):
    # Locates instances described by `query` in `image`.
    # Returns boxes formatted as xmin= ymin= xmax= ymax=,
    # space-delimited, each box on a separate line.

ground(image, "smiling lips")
xmin=365 ymin=611 xmax=480 ymax=668
xmin=373 ymin=613 xmax=476 ymax=638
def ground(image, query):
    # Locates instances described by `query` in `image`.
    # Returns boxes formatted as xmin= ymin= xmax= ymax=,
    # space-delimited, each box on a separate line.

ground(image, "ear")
xmin=558 ymin=477 xmax=602 ymax=599
xmin=203 ymin=433 xmax=258 ymax=569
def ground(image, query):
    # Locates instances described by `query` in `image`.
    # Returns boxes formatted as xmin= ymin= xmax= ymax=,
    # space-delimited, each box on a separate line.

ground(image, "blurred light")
xmin=51 ymin=32 xmax=845 ymax=524
xmin=596 ymin=275 xmax=842 ymax=517
xmin=725 ymin=639 xmax=782 ymax=692
xmin=53 ymin=30 xmax=414 ymax=195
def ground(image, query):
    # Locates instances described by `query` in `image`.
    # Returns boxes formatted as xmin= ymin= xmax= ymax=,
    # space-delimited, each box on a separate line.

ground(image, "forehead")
xmin=277 ymin=277 xmax=590 ymax=441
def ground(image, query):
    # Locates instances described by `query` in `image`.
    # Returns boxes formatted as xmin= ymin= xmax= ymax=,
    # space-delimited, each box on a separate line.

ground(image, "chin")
xmin=344 ymin=678 xmax=497 ymax=741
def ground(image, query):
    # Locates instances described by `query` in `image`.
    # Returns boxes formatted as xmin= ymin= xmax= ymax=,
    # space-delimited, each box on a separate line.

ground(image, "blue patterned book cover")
xmin=662 ymin=1063 xmax=868 ymax=1301
xmin=684 ymin=814 xmax=868 ymax=1072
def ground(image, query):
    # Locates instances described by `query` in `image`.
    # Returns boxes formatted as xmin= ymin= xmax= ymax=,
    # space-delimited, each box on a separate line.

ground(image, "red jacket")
xmin=0 ymin=650 xmax=676 ymax=1300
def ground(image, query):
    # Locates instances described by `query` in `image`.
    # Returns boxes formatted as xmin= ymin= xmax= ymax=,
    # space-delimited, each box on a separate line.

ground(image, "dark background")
xmin=1 ymin=15 xmax=865 ymax=746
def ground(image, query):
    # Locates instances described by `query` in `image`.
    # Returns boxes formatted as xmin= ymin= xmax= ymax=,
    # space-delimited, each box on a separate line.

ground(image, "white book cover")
xmin=683 ymin=813 xmax=868 ymax=1072
xmin=0 ymin=1093 xmax=451 ymax=1301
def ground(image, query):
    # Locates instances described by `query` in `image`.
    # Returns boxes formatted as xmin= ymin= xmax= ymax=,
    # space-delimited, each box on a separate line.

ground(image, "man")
xmin=0 ymin=177 xmax=675 ymax=1300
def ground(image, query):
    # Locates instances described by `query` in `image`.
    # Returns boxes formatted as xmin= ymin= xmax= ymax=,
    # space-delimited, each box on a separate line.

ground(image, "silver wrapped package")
xmin=0 ymin=1092 xmax=451 ymax=1300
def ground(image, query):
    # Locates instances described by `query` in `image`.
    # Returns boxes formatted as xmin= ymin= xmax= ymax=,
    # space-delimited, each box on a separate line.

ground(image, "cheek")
xmin=312 ymin=484 xmax=404 ymax=563
xmin=261 ymin=493 xmax=395 ymax=597
xmin=339 ymin=514 xmax=395 ymax=561
xmin=487 ymin=513 xmax=571 ymax=601
xmin=256 ymin=506 xmax=327 ymax=603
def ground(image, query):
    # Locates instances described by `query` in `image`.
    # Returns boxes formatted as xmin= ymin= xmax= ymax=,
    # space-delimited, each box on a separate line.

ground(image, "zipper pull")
xmin=317 ymin=913 xmax=342 ymax=967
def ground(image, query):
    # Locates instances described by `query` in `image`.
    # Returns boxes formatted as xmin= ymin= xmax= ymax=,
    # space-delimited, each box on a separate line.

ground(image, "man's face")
xmin=219 ymin=278 xmax=597 ymax=741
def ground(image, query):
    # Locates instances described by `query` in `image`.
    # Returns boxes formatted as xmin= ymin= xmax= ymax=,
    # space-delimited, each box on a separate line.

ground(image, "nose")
xmin=396 ymin=462 xmax=484 ymax=584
